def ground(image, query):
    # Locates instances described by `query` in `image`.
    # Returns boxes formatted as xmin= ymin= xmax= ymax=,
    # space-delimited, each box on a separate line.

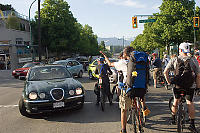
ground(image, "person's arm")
xmin=164 ymin=59 xmax=173 ymax=85
xmin=107 ymin=65 xmax=113 ymax=75
xmin=191 ymin=57 xmax=200 ymax=88
xmin=99 ymin=51 xmax=115 ymax=67
xmin=126 ymin=55 xmax=136 ymax=88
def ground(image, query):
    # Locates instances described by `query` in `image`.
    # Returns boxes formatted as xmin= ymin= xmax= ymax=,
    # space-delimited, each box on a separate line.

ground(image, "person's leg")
xmin=140 ymin=97 xmax=150 ymax=116
xmin=153 ymin=68 xmax=157 ymax=88
xmin=121 ymin=109 xmax=127 ymax=133
xmin=185 ymin=90 xmax=197 ymax=131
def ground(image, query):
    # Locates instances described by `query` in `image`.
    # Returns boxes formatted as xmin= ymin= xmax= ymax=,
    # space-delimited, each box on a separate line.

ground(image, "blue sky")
xmin=1 ymin=0 xmax=200 ymax=39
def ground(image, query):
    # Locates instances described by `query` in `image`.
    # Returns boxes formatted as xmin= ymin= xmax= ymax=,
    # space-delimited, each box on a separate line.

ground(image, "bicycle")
xmin=168 ymin=89 xmax=187 ymax=133
xmin=98 ymin=77 xmax=106 ymax=111
xmin=127 ymin=96 xmax=145 ymax=133
xmin=156 ymin=69 xmax=168 ymax=90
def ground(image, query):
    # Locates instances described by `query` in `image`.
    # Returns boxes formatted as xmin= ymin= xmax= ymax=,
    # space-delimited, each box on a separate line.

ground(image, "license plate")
xmin=53 ymin=102 xmax=64 ymax=108
xmin=16 ymin=73 xmax=20 ymax=75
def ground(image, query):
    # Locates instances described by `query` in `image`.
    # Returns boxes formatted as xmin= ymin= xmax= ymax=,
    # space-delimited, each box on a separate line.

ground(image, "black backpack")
xmin=173 ymin=57 xmax=195 ymax=88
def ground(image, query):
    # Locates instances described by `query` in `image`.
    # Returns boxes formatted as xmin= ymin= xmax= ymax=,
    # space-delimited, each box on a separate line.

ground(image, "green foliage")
xmin=6 ymin=12 xmax=20 ymax=30
xmin=99 ymin=41 xmax=106 ymax=50
xmin=132 ymin=0 xmax=198 ymax=54
xmin=32 ymin=0 xmax=98 ymax=56
xmin=0 ymin=4 xmax=15 ymax=11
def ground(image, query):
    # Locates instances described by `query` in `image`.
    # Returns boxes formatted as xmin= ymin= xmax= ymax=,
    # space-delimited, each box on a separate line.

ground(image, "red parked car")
xmin=12 ymin=62 xmax=43 ymax=79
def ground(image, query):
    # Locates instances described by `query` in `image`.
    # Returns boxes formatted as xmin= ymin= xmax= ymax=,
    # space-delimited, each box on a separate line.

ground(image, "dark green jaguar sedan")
xmin=19 ymin=65 xmax=84 ymax=117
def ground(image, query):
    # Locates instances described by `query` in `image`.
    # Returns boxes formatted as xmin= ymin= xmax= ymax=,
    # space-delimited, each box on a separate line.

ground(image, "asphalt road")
xmin=0 ymin=70 xmax=200 ymax=133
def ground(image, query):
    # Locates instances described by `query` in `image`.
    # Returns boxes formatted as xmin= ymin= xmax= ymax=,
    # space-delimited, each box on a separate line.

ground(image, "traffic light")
xmin=193 ymin=17 xmax=199 ymax=28
xmin=132 ymin=17 xmax=138 ymax=28
xmin=26 ymin=44 xmax=30 ymax=49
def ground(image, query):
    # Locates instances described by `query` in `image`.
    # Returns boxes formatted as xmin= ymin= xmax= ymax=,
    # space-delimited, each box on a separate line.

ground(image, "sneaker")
xmin=188 ymin=125 xmax=199 ymax=133
xmin=120 ymin=130 xmax=127 ymax=133
xmin=143 ymin=108 xmax=150 ymax=116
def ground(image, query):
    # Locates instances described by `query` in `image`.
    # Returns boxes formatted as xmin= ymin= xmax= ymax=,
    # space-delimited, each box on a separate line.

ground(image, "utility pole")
xmin=29 ymin=0 xmax=36 ymax=61
xmin=38 ymin=0 xmax=41 ymax=62
xmin=193 ymin=0 xmax=197 ymax=48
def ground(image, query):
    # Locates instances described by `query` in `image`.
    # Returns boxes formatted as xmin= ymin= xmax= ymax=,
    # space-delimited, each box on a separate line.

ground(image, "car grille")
xmin=16 ymin=70 xmax=23 ymax=72
xmin=50 ymin=88 xmax=64 ymax=101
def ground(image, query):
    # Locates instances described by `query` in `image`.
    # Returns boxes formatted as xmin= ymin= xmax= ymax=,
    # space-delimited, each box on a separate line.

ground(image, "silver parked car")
xmin=53 ymin=59 xmax=84 ymax=78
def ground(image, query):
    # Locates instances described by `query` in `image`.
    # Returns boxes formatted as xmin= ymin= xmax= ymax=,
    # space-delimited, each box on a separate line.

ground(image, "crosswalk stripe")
xmin=0 ymin=101 xmax=200 ymax=108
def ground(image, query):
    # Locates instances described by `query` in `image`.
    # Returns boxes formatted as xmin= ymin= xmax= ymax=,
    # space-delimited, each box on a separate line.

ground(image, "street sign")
xmin=139 ymin=19 xmax=156 ymax=23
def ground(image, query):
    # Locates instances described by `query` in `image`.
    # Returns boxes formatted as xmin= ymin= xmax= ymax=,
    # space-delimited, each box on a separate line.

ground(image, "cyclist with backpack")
xmin=152 ymin=53 xmax=162 ymax=88
xmin=94 ymin=57 xmax=113 ymax=106
xmin=164 ymin=42 xmax=200 ymax=133
xmin=101 ymin=47 xmax=150 ymax=133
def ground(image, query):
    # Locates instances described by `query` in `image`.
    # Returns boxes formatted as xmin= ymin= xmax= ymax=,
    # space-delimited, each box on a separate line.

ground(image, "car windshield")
xmin=23 ymin=63 xmax=40 ymax=68
xmin=52 ymin=61 xmax=66 ymax=65
xmin=28 ymin=66 xmax=71 ymax=81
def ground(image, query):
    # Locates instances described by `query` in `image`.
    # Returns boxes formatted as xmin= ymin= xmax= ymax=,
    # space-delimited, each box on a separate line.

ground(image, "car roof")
xmin=31 ymin=64 xmax=65 ymax=68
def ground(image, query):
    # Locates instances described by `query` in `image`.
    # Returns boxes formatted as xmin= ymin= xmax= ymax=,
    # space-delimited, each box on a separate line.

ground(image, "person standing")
xmin=162 ymin=54 xmax=170 ymax=69
xmin=152 ymin=53 xmax=162 ymax=88
xmin=164 ymin=42 xmax=200 ymax=132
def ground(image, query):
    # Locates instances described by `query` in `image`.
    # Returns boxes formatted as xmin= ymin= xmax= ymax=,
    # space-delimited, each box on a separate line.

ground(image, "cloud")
xmin=104 ymin=0 xmax=146 ymax=8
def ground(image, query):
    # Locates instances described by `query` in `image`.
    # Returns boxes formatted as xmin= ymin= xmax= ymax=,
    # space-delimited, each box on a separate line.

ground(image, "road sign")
xmin=139 ymin=19 xmax=156 ymax=23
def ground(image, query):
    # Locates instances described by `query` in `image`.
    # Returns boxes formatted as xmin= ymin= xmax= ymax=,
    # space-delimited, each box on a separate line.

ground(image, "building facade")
xmin=0 ymin=10 xmax=32 ymax=70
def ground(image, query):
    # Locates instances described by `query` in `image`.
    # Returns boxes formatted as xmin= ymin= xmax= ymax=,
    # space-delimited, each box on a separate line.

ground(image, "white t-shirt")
xmin=113 ymin=59 xmax=128 ymax=82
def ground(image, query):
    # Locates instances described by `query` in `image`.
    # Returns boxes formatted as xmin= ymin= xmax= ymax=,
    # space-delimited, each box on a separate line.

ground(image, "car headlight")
xmin=13 ymin=70 xmax=16 ymax=73
xmin=29 ymin=92 xmax=38 ymax=100
xmin=39 ymin=93 xmax=46 ymax=99
xmin=76 ymin=88 xmax=83 ymax=95
xmin=69 ymin=90 xmax=75 ymax=96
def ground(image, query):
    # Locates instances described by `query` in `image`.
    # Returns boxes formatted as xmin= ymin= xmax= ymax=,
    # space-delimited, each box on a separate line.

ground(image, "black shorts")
xmin=130 ymin=88 xmax=147 ymax=100
xmin=173 ymin=87 xmax=195 ymax=102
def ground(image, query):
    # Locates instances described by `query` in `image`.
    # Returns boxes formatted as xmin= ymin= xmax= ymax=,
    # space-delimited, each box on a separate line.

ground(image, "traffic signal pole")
xmin=134 ymin=14 xmax=198 ymax=47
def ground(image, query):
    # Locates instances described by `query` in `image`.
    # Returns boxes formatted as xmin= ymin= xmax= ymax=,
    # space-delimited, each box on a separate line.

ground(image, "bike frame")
xmin=130 ymin=97 xmax=144 ymax=133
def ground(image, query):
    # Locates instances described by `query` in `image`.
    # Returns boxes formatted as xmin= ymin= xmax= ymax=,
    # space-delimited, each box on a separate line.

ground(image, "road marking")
xmin=0 ymin=101 xmax=200 ymax=108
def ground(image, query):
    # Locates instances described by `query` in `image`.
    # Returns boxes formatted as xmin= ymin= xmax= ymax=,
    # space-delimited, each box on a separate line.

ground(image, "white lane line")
xmin=0 ymin=101 xmax=200 ymax=108
xmin=0 ymin=105 xmax=18 ymax=108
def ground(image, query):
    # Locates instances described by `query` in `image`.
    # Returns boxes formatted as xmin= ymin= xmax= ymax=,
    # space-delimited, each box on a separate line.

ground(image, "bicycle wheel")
xmin=137 ymin=98 xmax=145 ymax=127
xmin=177 ymin=103 xmax=183 ymax=133
xmin=169 ymin=97 xmax=174 ymax=113
xmin=100 ymin=89 xmax=105 ymax=112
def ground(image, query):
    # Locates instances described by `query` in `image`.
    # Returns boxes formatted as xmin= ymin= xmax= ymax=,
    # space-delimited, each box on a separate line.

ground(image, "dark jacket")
xmin=152 ymin=58 xmax=162 ymax=68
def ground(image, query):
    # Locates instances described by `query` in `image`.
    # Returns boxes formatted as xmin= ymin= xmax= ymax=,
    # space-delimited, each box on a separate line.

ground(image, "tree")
xmin=0 ymin=4 xmax=15 ymax=11
xmin=32 ymin=0 xmax=98 ymax=57
xmin=131 ymin=0 xmax=197 ymax=54
xmin=6 ymin=12 xmax=20 ymax=30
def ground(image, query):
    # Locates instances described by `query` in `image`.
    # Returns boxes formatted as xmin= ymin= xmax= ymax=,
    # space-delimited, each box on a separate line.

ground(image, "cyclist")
xmin=100 ymin=47 xmax=150 ymax=133
xmin=152 ymin=53 xmax=162 ymax=88
xmin=94 ymin=57 xmax=113 ymax=106
xmin=164 ymin=42 xmax=200 ymax=132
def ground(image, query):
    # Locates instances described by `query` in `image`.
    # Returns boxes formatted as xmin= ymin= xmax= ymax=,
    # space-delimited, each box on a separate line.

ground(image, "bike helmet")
xmin=98 ymin=57 xmax=105 ymax=62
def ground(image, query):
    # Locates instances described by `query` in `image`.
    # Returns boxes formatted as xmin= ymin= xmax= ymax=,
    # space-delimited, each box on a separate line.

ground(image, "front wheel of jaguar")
xmin=19 ymin=97 xmax=30 ymax=117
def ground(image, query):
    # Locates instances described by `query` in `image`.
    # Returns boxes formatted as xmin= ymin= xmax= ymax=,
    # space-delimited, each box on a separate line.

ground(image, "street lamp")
xmin=29 ymin=0 xmax=37 ymax=61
